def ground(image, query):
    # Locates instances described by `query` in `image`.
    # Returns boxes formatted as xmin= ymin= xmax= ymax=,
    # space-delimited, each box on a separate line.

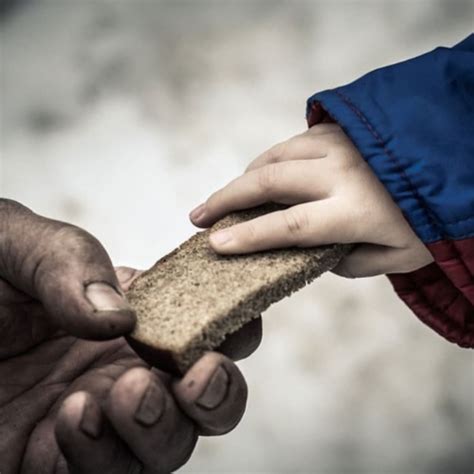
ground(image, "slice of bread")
xmin=127 ymin=206 xmax=348 ymax=374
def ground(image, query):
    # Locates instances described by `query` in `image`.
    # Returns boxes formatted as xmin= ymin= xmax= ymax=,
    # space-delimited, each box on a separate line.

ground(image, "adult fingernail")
xmin=134 ymin=381 xmax=165 ymax=427
xmin=196 ymin=365 xmax=229 ymax=410
xmin=210 ymin=229 xmax=232 ymax=247
xmin=85 ymin=282 xmax=130 ymax=312
xmin=80 ymin=398 xmax=103 ymax=439
xmin=190 ymin=203 xmax=206 ymax=223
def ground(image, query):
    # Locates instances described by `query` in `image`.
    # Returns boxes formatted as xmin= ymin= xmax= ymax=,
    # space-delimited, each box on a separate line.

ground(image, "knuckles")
xmin=0 ymin=198 xmax=28 ymax=215
xmin=46 ymin=223 xmax=109 ymax=266
xmin=282 ymin=207 xmax=309 ymax=239
xmin=257 ymin=162 xmax=281 ymax=194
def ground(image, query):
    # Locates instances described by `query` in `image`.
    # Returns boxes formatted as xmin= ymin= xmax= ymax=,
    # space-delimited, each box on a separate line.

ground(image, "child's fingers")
xmin=191 ymin=160 xmax=331 ymax=228
xmin=245 ymin=133 xmax=328 ymax=173
xmin=209 ymin=200 xmax=354 ymax=254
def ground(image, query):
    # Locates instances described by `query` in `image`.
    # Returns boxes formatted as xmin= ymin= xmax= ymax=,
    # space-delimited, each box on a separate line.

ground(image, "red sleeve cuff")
xmin=389 ymin=242 xmax=474 ymax=348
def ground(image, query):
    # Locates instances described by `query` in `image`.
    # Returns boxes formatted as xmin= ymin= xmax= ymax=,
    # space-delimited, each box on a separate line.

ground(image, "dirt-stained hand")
xmin=0 ymin=199 xmax=258 ymax=474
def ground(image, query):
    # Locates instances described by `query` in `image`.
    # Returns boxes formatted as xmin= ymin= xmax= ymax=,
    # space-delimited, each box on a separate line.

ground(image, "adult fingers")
xmin=217 ymin=316 xmax=262 ymax=361
xmin=0 ymin=199 xmax=135 ymax=340
xmin=104 ymin=367 xmax=198 ymax=473
xmin=190 ymin=160 xmax=331 ymax=228
xmin=127 ymin=317 xmax=261 ymax=375
xmin=172 ymin=352 xmax=248 ymax=436
xmin=55 ymin=391 xmax=141 ymax=474
xmin=209 ymin=200 xmax=354 ymax=254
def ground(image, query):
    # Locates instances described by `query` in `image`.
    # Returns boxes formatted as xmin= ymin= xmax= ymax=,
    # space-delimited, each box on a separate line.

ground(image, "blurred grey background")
xmin=1 ymin=0 xmax=473 ymax=472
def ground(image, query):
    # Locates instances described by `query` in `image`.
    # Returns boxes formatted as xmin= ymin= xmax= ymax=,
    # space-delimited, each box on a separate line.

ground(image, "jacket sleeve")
xmin=306 ymin=34 xmax=474 ymax=347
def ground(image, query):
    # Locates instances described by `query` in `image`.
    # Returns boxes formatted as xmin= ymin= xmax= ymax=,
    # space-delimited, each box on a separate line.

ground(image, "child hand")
xmin=190 ymin=124 xmax=433 ymax=278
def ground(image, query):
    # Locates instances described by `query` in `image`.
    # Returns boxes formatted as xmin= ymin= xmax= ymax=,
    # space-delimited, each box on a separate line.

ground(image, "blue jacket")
xmin=306 ymin=34 xmax=474 ymax=347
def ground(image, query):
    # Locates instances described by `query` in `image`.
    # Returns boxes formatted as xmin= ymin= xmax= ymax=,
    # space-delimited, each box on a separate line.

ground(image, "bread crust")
xmin=127 ymin=206 xmax=350 ymax=374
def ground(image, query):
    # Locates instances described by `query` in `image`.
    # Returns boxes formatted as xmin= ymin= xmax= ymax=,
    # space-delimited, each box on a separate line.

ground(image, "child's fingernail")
xmin=210 ymin=229 xmax=233 ymax=247
xmin=190 ymin=203 xmax=206 ymax=223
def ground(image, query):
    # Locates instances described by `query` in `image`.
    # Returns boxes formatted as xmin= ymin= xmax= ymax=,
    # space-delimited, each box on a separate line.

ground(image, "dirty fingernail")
xmin=134 ymin=382 xmax=165 ymax=427
xmin=196 ymin=365 xmax=230 ymax=410
xmin=85 ymin=282 xmax=130 ymax=312
xmin=80 ymin=397 xmax=103 ymax=439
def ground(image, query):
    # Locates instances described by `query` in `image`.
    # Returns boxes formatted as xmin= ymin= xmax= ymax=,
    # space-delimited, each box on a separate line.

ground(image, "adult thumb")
xmin=0 ymin=199 xmax=136 ymax=339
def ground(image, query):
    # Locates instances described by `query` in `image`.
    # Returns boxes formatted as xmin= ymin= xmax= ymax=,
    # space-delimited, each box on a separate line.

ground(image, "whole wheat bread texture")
xmin=127 ymin=206 xmax=348 ymax=374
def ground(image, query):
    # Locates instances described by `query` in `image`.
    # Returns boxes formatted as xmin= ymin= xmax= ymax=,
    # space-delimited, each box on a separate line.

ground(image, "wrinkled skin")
xmin=0 ymin=199 xmax=262 ymax=474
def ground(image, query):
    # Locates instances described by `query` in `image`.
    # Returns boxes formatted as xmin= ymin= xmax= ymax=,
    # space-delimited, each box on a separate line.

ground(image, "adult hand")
xmin=0 ymin=199 xmax=260 ymax=474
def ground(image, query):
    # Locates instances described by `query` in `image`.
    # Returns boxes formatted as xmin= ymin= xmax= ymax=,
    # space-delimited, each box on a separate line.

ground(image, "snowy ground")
xmin=1 ymin=1 xmax=473 ymax=472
